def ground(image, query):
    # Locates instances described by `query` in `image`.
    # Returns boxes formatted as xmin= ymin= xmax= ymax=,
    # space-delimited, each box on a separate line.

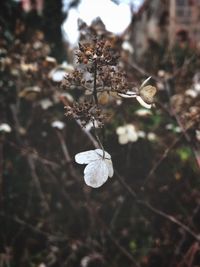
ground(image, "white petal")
xmin=140 ymin=76 xmax=151 ymax=89
xmin=136 ymin=96 xmax=152 ymax=109
xmin=118 ymin=91 xmax=137 ymax=98
xmin=84 ymin=160 xmax=109 ymax=188
xmin=75 ymin=150 xmax=101 ymax=164
xmin=105 ymin=158 xmax=114 ymax=178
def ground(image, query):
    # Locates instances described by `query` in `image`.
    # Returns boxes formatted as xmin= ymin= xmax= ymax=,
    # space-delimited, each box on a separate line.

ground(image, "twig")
xmin=27 ymin=155 xmax=50 ymax=212
xmin=165 ymin=79 xmax=200 ymax=169
xmin=104 ymin=224 xmax=141 ymax=267
xmin=0 ymin=211 xmax=68 ymax=242
xmin=0 ymin=142 xmax=3 ymax=204
xmin=143 ymin=135 xmax=182 ymax=184
xmin=93 ymin=58 xmax=98 ymax=105
xmin=76 ymin=120 xmax=200 ymax=243
xmin=56 ymin=130 xmax=80 ymax=180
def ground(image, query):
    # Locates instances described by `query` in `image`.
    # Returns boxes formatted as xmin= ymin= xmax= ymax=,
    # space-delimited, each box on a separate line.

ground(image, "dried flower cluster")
xmin=65 ymin=102 xmax=105 ymax=127
xmin=61 ymin=19 xmax=158 ymax=188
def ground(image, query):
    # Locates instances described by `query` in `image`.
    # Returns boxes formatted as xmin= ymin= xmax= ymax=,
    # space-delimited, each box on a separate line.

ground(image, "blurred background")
xmin=1 ymin=0 xmax=200 ymax=266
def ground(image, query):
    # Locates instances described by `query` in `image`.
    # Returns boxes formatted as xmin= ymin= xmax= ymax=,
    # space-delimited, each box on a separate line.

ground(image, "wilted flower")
xmin=0 ymin=123 xmax=12 ymax=133
xmin=75 ymin=149 xmax=114 ymax=188
xmin=118 ymin=77 xmax=157 ymax=109
xmin=116 ymin=124 xmax=138 ymax=144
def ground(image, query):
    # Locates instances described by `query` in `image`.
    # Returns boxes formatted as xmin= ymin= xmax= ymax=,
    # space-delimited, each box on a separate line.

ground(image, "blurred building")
xmin=131 ymin=0 xmax=200 ymax=60
xmin=169 ymin=0 xmax=200 ymax=45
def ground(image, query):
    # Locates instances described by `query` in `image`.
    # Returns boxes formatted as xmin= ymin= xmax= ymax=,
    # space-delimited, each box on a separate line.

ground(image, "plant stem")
xmin=93 ymin=58 xmax=98 ymax=105
xmin=92 ymin=119 xmax=105 ymax=158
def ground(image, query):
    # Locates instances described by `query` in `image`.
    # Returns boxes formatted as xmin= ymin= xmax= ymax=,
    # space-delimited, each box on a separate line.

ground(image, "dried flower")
xmin=65 ymin=102 xmax=105 ymax=127
xmin=118 ymin=77 xmax=157 ymax=109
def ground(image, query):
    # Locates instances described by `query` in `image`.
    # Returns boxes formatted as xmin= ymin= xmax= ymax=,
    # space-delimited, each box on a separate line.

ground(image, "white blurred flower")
xmin=137 ymin=130 xmax=146 ymax=138
xmin=116 ymin=124 xmax=138 ymax=144
xmin=165 ymin=124 xmax=181 ymax=133
xmin=135 ymin=109 xmax=152 ymax=116
xmin=122 ymin=41 xmax=134 ymax=54
xmin=196 ymin=130 xmax=200 ymax=142
xmin=51 ymin=121 xmax=65 ymax=130
xmin=40 ymin=98 xmax=53 ymax=110
xmin=194 ymin=83 xmax=200 ymax=92
xmin=53 ymin=92 xmax=74 ymax=104
xmin=75 ymin=149 xmax=114 ymax=188
xmin=0 ymin=123 xmax=12 ymax=133
xmin=165 ymin=123 xmax=173 ymax=130
xmin=147 ymin=132 xmax=156 ymax=141
xmin=185 ymin=89 xmax=198 ymax=98
xmin=174 ymin=126 xmax=181 ymax=133
xmin=49 ymin=62 xmax=74 ymax=82
xmin=157 ymin=70 xmax=166 ymax=78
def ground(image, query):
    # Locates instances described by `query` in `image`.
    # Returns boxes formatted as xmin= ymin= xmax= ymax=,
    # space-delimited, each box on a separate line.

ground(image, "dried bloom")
xmin=65 ymin=102 xmax=105 ymax=127
xmin=62 ymin=69 xmax=85 ymax=90
xmin=116 ymin=124 xmax=138 ymax=144
xmin=75 ymin=149 xmax=114 ymax=188
xmin=118 ymin=77 xmax=157 ymax=109
xmin=76 ymin=39 xmax=119 ymax=67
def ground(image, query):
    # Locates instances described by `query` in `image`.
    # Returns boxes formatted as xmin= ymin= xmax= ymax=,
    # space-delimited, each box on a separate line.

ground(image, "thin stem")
xmin=92 ymin=119 xmax=105 ymax=158
xmin=93 ymin=58 xmax=98 ymax=105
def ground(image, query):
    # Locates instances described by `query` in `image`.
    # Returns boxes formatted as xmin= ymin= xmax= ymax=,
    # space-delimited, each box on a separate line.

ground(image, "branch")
xmin=93 ymin=58 xmax=98 ymax=105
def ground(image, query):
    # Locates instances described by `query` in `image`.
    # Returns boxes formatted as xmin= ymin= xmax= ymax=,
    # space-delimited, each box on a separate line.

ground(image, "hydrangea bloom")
xmin=116 ymin=124 xmax=138 ymax=144
xmin=75 ymin=149 xmax=114 ymax=188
